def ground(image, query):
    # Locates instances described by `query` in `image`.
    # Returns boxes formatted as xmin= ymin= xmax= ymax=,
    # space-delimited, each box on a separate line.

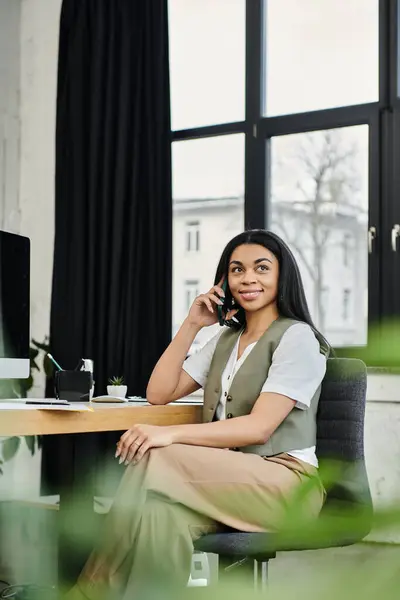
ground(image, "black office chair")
xmin=194 ymin=358 xmax=373 ymax=590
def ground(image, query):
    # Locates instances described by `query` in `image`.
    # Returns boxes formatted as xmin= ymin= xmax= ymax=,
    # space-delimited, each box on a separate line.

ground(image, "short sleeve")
xmin=261 ymin=323 xmax=327 ymax=409
xmin=182 ymin=329 xmax=223 ymax=388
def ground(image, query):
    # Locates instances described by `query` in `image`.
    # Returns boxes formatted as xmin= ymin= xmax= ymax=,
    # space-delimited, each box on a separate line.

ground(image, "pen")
xmin=47 ymin=353 xmax=64 ymax=371
xmin=26 ymin=400 xmax=69 ymax=405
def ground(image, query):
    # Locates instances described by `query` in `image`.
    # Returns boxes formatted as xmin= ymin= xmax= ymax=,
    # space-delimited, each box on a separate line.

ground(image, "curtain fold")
xmin=42 ymin=0 xmax=172 ymax=495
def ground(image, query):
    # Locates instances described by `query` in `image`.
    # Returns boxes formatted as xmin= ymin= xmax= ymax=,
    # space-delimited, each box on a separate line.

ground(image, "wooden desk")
xmin=0 ymin=401 xmax=202 ymax=584
xmin=0 ymin=402 xmax=202 ymax=436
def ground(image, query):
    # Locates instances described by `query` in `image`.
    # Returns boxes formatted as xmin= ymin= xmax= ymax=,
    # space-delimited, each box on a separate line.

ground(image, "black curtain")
xmin=42 ymin=0 xmax=172 ymax=494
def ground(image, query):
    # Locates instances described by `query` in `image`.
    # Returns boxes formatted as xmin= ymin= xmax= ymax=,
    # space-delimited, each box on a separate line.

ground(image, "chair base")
xmin=218 ymin=555 xmax=272 ymax=591
xmin=253 ymin=559 xmax=269 ymax=591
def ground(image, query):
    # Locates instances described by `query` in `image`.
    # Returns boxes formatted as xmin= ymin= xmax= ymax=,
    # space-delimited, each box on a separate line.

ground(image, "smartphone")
xmin=217 ymin=280 xmax=229 ymax=326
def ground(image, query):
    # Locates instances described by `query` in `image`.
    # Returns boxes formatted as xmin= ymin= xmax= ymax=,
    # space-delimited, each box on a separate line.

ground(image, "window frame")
xmin=170 ymin=0 xmax=400 ymax=362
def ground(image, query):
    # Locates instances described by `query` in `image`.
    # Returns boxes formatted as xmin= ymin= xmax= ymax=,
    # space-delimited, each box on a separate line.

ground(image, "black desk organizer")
xmin=54 ymin=370 xmax=92 ymax=402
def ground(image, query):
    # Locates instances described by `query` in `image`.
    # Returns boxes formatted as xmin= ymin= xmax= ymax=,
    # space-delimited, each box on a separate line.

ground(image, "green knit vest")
xmin=203 ymin=317 xmax=329 ymax=456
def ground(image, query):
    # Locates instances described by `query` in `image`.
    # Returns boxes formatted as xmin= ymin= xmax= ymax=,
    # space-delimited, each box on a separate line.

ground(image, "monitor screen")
xmin=0 ymin=231 xmax=30 ymax=378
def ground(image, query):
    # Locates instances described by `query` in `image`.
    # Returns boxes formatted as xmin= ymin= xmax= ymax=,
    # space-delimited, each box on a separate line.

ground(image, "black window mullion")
xmin=388 ymin=0 xmax=399 ymax=106
xmin=384 ymin=109 xmax=400 ymax=323
xmin=171 ymin=121 xmax=245 ymax=142
xmin=367 ymin=111 xmax=382 ymax=328
xmin=380 ymin=0 xmax=400 ymax=330
xmin=379 ymin=0 xmax=391 ymax=107
xmin=393 ymin=0 xmax=400 ymax=302
xmin=259 ymin=103 xmax=379 ymax=139
xmin=244 ymin=0 xmax=266 ymax=229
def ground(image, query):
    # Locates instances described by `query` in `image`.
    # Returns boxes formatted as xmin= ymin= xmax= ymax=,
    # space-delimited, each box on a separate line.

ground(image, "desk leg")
xmin=58 ymin=433 xmax=97 ymax=587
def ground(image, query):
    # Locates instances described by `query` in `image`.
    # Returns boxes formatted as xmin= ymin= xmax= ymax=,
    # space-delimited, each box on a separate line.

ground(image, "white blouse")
xmin=183 ymin=322 xmax=327 ymax=467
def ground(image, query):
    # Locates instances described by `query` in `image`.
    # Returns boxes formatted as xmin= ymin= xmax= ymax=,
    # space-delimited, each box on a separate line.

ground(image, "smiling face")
xmin=227 ymin=243 xmax=279 ymax=314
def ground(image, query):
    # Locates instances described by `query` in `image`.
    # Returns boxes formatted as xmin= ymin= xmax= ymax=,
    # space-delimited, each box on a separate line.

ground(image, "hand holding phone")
xmin=217 ymin=280 xmax=240 ymax=327
xmin=186 ymin=281 xmax=227 ymax=329
xmin=217 ymin=280 xmax=228 ymax=326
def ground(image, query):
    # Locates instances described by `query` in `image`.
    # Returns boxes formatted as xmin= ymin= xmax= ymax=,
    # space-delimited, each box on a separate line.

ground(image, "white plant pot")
xmin=107 ymin=385 xmax=127 ymax=398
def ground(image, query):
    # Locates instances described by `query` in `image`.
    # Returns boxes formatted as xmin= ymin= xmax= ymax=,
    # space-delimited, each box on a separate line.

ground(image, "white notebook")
xmin=91 ymin=395 xmax=128 ymax=403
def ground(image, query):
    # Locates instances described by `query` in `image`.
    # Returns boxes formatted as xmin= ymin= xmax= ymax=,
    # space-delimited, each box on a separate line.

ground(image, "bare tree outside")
xmin=271 ymin=129 xmax=366 ymax=333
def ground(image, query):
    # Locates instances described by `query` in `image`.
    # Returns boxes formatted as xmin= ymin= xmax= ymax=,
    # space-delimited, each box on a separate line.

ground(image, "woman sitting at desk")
xmin=67 ymin=229 xmax=330 ymax=600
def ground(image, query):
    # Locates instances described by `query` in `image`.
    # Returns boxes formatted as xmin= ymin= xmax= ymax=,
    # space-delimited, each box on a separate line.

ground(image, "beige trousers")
xmin=66 ymin=444 xmax=324 ymax=600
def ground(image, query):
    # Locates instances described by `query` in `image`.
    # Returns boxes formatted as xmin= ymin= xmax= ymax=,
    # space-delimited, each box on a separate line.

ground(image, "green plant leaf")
xmin=29 ymin=348 xmax=40 ymax=373
xmin=31 ymin=339 xmax=50 ymax=352
xmin=9 ymin=381 xmax=23 ymax=399
xmin=108 ymin=376 xmax=124 ymax=385
xmin=2 ymin=437 xmax=21 ymax=462
xmin=18 ymin=375 xmax=33 ymax=398
xmin=43 ymin=354 xmax=54 ymax=379
xmin=24 ymin=436 xmax=36 ymax=455
xmin=29 ymin=347 xmax=39 ymax=360
xmin=31 ymin=359 xmax=40 ymax=372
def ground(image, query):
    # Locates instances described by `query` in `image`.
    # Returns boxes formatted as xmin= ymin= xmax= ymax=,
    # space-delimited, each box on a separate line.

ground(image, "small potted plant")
xmin=107 ymin=376 xmax=127 ymax=399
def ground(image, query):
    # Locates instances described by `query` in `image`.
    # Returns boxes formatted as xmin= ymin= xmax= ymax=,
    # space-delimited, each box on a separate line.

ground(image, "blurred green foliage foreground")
xmin=0 ymin=457 xmax=399 ymax=600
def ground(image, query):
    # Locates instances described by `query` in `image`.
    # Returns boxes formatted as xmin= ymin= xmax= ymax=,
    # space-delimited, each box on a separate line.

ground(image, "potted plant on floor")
xmin=107 ymin=376 xmax=127 ymax=399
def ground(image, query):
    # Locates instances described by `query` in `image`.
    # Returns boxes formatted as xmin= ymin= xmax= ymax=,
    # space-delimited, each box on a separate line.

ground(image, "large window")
xmin=269 ymin=125 xmax=369 ymax=346
xmin=171 ymin=135 xmax=245 ymax=348
xmin=169 ymin=0 xmax=400 ymax=360
xmin=169 ymin=0 xmax=245 ymax=130
xmin=264 ymin=0 xmax=379 ymax=116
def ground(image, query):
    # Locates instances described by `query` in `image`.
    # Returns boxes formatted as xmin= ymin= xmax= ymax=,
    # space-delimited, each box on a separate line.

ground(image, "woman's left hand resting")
xmin=115 ymin=425 xmax=174 ymax=465
xmin=116 ymin=392 xmax=296 ymax=465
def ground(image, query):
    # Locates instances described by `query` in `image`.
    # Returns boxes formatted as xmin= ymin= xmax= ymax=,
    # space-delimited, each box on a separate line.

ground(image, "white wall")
xmin=0 ymin=0 xmax=61 ymax=396
xmin=365 ymin=374 xmax=400 ymax=543
xmin=0 ymin=0 xmax=21 ymax=233
xmin=0 ymin=0 xmax=61 ymax=501
xmin=19 ymin=0 xmax=61 ymax=383
xmin=0 ymin=440 xmax=42 ymax=501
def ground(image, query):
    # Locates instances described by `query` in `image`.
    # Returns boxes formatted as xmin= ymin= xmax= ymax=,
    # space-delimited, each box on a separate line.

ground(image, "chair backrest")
xmin=316 ymin=358 xmax=373 ymax=539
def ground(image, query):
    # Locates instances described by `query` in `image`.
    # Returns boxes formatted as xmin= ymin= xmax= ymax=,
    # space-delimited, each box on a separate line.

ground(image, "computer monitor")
xmin=0 ymin=231 xmax=30 ymax=378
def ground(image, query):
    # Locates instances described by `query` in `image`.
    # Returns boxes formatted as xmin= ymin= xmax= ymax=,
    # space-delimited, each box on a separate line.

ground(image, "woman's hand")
xmin=187 ymin=281 xmax=236 ymax=328
xmin=115 ymin=424 xmax=175 ymax=465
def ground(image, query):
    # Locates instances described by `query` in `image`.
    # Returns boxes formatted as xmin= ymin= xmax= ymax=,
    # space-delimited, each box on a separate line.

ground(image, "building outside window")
xmin=343 ymin=288 xmax=351 ymax=321
xmin=186 ymin=221 xmax=200 ymax=252
xmin=342 ymin=233 xmax=352 ymax=267
xmin=185 ymin=279 xmax=199 ymax=311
